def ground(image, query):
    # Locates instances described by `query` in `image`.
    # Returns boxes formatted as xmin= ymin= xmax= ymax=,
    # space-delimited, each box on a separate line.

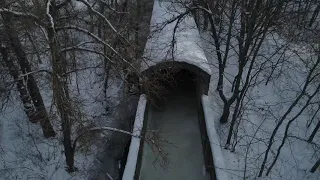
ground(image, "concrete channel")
xmin=139 ymin=89 xmax=210 ymax=180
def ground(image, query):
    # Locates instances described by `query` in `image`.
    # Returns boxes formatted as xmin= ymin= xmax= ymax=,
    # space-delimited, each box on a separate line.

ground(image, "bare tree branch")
xmin=0 ymin=8 xmax=46 ymax=26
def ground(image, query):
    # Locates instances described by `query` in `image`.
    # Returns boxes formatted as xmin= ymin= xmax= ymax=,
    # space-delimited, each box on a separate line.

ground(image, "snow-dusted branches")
xmin=61 ymin=46 xmax=114 ymax=64
xmin=0 ymin=0 xmax=153 ymax=177
xmin=75 ymin=0 xmax=133 ymax=47
xmin=75 ymin=0 xmax=117 ymax=33
xmin=56 ymin=25 xmax=140 ymax=73
xmin=46 ymin=0 xmax=55 ymax=30
xmin=0 ymin=8 xmax=46 ymax=26
xmin=19 ymin=69 xmax=53 ymax=77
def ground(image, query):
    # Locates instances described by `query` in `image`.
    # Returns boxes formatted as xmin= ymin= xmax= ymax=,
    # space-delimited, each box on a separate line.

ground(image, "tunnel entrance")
xmin=141 ymin=61 xmax=210 ymax=106
xmin=161 ymin=69 xmax=197 ymax=93
xmin=149 ymin=68 xmax=197 ymax=107
xmin=137 ymin=65 xmax=211 ymax=180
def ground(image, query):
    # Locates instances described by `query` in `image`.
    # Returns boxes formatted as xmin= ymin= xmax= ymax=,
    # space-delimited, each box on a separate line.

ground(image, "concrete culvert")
xmin=130 ymin=62 xmax=212 ymax=180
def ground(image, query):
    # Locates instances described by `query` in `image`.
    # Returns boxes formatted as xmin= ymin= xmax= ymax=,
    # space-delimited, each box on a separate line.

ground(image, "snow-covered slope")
xmin=201 ymin=30 xmax=320 ymax=180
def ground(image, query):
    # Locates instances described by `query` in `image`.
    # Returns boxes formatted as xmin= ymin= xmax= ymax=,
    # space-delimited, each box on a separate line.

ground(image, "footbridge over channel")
xmin=122 ymin=1 xmax=228 ymax=180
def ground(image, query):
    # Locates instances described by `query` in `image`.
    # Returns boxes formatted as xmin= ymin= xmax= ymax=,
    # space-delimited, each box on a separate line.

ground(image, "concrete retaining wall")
xmin=201 ymin=95 xmax=228 ymax=180
xmin=122 ymin=94 xmax=228 ymax=180
xmin=122 ymin=94 xmax=147 ymax=180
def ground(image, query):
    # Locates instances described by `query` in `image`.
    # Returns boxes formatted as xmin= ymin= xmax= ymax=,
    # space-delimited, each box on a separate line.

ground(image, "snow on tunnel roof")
xmin=141 ymin=0 xmax=211 ymax=75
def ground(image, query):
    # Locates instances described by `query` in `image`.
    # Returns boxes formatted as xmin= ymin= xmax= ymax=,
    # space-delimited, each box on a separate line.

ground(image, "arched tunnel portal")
xmin=132 ymin=61 xmax=215 ymax=180
xmin=141 ymin=61 xmax=210 ymax=103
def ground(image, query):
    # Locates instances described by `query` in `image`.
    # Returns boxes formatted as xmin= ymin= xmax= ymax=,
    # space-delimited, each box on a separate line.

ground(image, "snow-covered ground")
xmin=201 ymin=26 xmax=320 ymax=180
xmin=0 ymin=40 xmax=117 ymax=180
xmin=0 ymin=89 xmax=96 ymax=179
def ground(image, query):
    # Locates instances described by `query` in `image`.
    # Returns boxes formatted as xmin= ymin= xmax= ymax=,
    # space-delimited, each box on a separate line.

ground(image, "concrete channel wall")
xmin=122 ymin=95 xmax=147 ymax=180
xmin=122 ymin=94 xmax=228 ymax=180
xmin=201 ymin=95 xmax=228 ymax=180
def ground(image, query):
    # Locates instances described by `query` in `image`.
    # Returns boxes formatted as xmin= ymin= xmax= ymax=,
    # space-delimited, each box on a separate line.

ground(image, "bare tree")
xmin=308 ymin=119 xmax=320 ymax=143
xmin=310 ymin=158 xmax=320 ymax=173
xmin=0 ymin=0 xmax=55 ymax=138
xmin=309 ymin=4 xmax=320 ymax=27
xmin=0 ymin=43 xmax=38 ymax=123
xmin=258 ymin=45 xmax=320 ymax=176
xmin=3 ymin=16 xmax=55 ymax=138
xmin=0 ymin=0 xmax=154 ymax=172
xmin=176 ymin=0 xmax=288 ymax=125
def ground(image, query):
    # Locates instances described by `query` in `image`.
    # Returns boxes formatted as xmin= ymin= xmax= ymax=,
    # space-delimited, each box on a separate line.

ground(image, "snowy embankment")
xmin=202 ymin=95 xmax=228 ymax=180
xmin=201 ymin=29 xmax=320 ymax=180
xmin=0 ymin=36 xmax=115 ymax=180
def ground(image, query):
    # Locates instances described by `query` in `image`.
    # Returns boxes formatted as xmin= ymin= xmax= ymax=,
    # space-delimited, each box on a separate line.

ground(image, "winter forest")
xmin=0 ymin=0 xmax=320 ymax=179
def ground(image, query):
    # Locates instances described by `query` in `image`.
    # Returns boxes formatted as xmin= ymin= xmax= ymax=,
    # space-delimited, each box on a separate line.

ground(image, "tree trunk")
xmin=135 ymin=0 xmax=141 ymax=59
xmin=50 ymin=37 xmax=75 ymax=171
xmin=220 ymin=102 xmax=231 ymax=123
xmin=225 ymin=97 xmax=241 ymax=147
xmin=308 ymin=119 xmax=320 ymax=143
xmin=0 ymin=45 xmax=38 ymax=123
xmin=2 ymin=13 xmax=56 ymax=138
xmin=203 ymin=10 xmax=208 ymax=30
xmin=97 ymin=2 xmax=105 ymax=38
xmin=310 ymin=158 xmax=320 ymax=173
xmin=308 ymin=4 xmax=320 ymax=27
xmin=46 ymin=4 xmax=74 ymax=171
xmin=61 ymin=112 xmax=75 ymax=172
